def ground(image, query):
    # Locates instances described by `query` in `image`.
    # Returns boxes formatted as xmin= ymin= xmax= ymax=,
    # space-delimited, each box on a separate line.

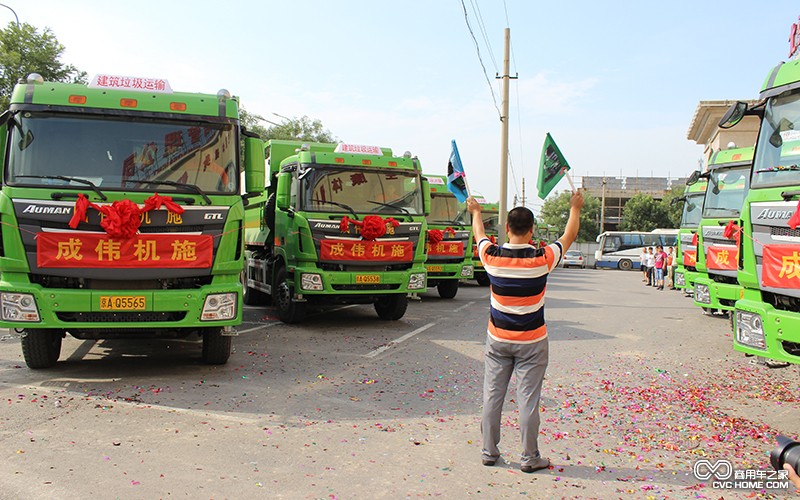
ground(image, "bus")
xmin=595 ymin=229 xmax=678 ymax=270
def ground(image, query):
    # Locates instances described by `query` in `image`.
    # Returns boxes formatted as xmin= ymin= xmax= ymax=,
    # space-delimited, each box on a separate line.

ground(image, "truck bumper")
xmin=733 ymin=289 xmax=800 ymax=364
xmin=0 ymin=281 xmax=242 ymax=332
xmin=680 ymin=269 xmax=702 ymax=296
xmin=708 ymin=280 xmax=742 ymax=311
xmin=291 ymin=265 xmax=428 ymax=298
xmin=426 ymin=261 xmax=474 ymax=285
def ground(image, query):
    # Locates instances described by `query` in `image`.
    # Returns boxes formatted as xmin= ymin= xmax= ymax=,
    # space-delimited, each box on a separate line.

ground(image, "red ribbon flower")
xmin=723 ymin=220 xmax=742 ymax=245
xmin=427 ymin=227 xmax=456 ymax=245
xmin=691 ymin=232 xmax=698 ymax=246
xmin=339 ymin=215 xmax=400 ymax=241
xmin=69 ymin=193 xmax=184 ymax=239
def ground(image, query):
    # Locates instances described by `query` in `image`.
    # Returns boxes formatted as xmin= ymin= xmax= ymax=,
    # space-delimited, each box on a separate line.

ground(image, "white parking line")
xmin=364 ymin=322 xmax=436 ymax=358
xmin=454 ymin=301 xmax=475 ymax=313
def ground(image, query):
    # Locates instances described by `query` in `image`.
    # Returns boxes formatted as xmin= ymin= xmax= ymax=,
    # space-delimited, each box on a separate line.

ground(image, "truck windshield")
xmin=702 ymin=166 xmax=749 ymax=217
xmin=752 ymin=90 xmax=800 ymax=188
xmin=681 ymin=192 xmax=704 ymax=226
xmin=429 ymin=194 xmax=469 ymax=225
xmin=6 ymin=112 xmax=238 ymax=194
xmin=300 ymin=166 xmax=423 ymax=215
xmin=483 ymin=212 xmax=499 ymax=234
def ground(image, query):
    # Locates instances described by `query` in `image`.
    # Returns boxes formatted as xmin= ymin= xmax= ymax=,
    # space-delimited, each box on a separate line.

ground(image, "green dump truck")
xmin=0 ymin=73 xmax=265 ymax=368
xmin=243 ymin=141 xmax=430 ymax=323
xmin=718 ymin=52 xmax=800 ymax=364
xmin=423 ymin=175 xmax=473 ymax=298
xmin=673 ymin=177 xmax=707 ymax=294
xmin=690 ymin=147 xmax=753 ymax=317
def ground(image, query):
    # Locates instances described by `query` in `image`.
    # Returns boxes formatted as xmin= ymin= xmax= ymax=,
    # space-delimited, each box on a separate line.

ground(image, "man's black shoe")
xmin=520 ymin=458 xmax=550 ymax=473
xmin=482 ymin=458 xmax=496 ymax=466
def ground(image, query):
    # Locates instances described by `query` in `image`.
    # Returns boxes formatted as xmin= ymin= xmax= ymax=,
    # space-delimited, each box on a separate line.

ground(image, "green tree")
xmin=266 ymin=115 xmax=336 ymax=143
xmin=660 ymin=184 xmax=686 ymax=228
xmin=539 ymin=190 xmax=601 ymax=242
xmin=619 ymin=192 xmax=676 ymax=231
xmin=239 ymin=108 xmax=269 ymax=138
xmin=0 ymin=22 xmax=86 ymax=111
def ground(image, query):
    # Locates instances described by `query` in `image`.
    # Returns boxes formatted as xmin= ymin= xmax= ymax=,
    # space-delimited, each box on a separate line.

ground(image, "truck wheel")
xmin=241 ymin=271 xmax=266 ymax=306
xmin=201 ymin=328 xmax=231 ymax=365
xmin=437 ymin=280 xmax=459 ymax=299
xmin=275 ymin=267 xmax=306 ymax=324
xmin=20 ymin=329 xmax=62 ymax=369
xmin=618 ymin=259 xmax=632 ymax=271
xmin=476 ymin=273 xmax=490 ymax=287
xmin=374 ymin=294 xmax=408 ymax=321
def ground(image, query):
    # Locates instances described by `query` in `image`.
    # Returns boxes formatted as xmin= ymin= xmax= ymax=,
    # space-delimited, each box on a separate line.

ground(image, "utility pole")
xmin=521 ymin=178 xmax=525 ymax=207
xmin=600 ymin=177 xmax=607 ymax=234
xmin=497 ymin=28 xmax=511 ymax=244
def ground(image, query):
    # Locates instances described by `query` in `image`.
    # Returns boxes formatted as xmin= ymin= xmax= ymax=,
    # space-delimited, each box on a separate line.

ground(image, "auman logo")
xmin=22 ymin=205 xmax=71 ymax=215
xmin=756 ymin=208 xmax=793 ymax=220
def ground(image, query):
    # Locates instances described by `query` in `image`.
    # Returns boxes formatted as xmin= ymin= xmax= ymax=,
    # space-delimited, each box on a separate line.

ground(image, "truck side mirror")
xmin=276 ymin=172 xmax=291 ymax=210
xmin=686 ymin=170 xmax=701 ymax=185
xmin=718 ymin=101 xmax=748 ymax=129
xmin=421 ymin=176 xmax=431 ymax=216
xmin=243 ymin=137 xmax=266 ymax=195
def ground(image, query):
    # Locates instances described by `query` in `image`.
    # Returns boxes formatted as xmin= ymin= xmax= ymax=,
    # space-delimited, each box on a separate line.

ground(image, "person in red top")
xmin=468 ymin=191 xmax=583 ymax=473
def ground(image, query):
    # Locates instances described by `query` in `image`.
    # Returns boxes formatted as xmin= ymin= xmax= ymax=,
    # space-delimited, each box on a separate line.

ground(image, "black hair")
xmin=507 ymin=206 xmax=534 ymax=236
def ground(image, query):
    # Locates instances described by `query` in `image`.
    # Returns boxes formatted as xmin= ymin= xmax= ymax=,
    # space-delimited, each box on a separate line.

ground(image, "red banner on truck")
xmin=706 ymin=245 xmax=738 ymax=271
xmin=762 ymin=244 xmax=800 ymax=288
xmin=320 ymin=240 xmax=413 ymax=262
xmin=37 ymin=232 xmax=214 ymax=268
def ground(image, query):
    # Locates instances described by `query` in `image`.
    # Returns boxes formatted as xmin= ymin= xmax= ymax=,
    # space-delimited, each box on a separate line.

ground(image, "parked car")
xmin=561 ymin=250 xmax=586 ymax=269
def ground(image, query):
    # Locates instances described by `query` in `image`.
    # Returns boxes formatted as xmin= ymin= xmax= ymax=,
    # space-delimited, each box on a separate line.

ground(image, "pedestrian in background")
xmin=654 ymin=245 xmax=667 ymax=290
xmin=645 ymin=247 xmax=655 ymax=286
xmin=467 ymin=191 xmax=584 ymax=473
xmin=640 ymin=247 xmax=649 ymax=282
xmin=667 ymin=246 xmax=676 ymax=289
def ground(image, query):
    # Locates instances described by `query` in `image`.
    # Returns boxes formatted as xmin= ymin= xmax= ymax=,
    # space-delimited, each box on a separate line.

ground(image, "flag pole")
xmin=565 ymin=171 xmax=576 ymax=192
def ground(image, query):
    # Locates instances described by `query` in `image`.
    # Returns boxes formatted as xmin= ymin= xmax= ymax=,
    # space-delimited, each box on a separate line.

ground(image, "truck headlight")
xmin=408 ymin=273 xmax=426 ymax=290
xmin=675 ymin=272 xmax=685 ymax=286
xmin=735 ymin=310 xmax=765 ymax=349
xmin=0 ymin=293 xmax=40 ymax=322
xmin=460 ymin=265 xmax=474 ymax=278
xmin=300 ymin=273 xmax=324 ymax=291
xmin=694 ymin=283 xmax=710 ymax=304
xmin=201 ymin=293 xmax=237 ymax=321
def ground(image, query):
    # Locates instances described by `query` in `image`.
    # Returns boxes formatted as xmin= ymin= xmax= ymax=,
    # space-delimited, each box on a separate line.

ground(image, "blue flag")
xmin=447 ymin=140 xmax=469 ymax=203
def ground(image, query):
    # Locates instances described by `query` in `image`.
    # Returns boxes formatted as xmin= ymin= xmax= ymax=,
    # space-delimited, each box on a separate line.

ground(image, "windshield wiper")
xmin=706 ymin=207 xmax=740 ymax=215
xmin=311 ymin=199 xmax=358 ymax=219
xmin=16 ymin=174 xmax=107 ymax=201
xmin=755 ymin=164 xmax=800 ymax=173
xmin=367 ymin=200 xmax=410 ymax=215
xmin=125 ymin=180 xmax=212 ymax=205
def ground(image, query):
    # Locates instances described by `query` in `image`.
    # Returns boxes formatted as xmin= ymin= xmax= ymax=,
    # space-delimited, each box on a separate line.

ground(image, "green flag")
xmin=537 ymin=133 xmax=571 ymax=199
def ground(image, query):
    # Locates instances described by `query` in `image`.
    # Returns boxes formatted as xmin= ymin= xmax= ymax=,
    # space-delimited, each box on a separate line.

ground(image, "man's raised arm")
xmin=557 ymin=191 xmax=585 ymax=252
xmin=466 ymin=197 xmax=487 ymax=243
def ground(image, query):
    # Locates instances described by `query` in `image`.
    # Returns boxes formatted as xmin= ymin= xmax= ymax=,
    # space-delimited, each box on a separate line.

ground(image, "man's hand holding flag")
xmin=537 ymin=132 xmax=575 ymax=199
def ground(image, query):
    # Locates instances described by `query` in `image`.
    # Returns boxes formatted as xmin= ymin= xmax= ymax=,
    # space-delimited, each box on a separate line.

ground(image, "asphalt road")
xmin=0 ymin=269 xmax=798 ymax=499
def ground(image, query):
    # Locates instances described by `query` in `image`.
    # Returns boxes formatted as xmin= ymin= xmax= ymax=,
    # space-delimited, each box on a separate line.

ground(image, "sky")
xmin=12 ymin=1 xmax=800 ymax=214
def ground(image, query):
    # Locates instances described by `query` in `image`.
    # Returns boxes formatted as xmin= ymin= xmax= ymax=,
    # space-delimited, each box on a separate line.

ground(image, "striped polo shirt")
xmin=478 ymin=238 xmax=563 ymax=344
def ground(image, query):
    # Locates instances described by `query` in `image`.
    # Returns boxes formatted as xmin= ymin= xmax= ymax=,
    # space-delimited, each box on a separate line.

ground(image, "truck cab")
xmin=673 ymin=175 xmax=708 ymax=294
xmin=691 ymin=147 xmax=753 ymax=317
xmin=244 ymin=141 xmax=430 ymax=323
xmin=423 ymin=174 xmax=473 ymax=299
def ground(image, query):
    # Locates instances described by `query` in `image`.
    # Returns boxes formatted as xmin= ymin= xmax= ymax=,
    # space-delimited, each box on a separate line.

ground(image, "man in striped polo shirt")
xmin=467 ymin=191 xmax=583 ymax=473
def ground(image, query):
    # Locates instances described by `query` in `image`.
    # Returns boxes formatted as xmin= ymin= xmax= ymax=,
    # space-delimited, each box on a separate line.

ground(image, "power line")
xmin=468 ymin=0 xmax=498 ymax=73
xmin=459 ymin=0 xmax=501 ymax=119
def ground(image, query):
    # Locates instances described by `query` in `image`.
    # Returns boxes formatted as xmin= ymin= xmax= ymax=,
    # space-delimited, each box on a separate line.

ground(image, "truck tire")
xmin=476 ymin=273 xmax=490 ymax=287
xmin=20 ymin=329 xmax=62 ymax=369
xmin=275 ymin=266 xmax=306 ymax=324
xmin=437 ymin=280 xmax=459 ymax=299
xmin=374 ymin=294 xmax=408 ymax=320
xmin=618 ymin=259 xmax=632 ymax=271
xmin=201 ymin=328 xmax=231 ymax=364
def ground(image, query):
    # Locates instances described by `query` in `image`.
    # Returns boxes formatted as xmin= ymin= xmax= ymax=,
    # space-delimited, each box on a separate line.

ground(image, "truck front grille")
xmin=782 ymin=341 xmax=800 ymax=357
xmin=30 ymin=274 xmax=212 ymax=290
xmin=761 ymin=291 xmax=800 ymax=313
xmin=56 ymin=311 xmax=187 ymax=322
